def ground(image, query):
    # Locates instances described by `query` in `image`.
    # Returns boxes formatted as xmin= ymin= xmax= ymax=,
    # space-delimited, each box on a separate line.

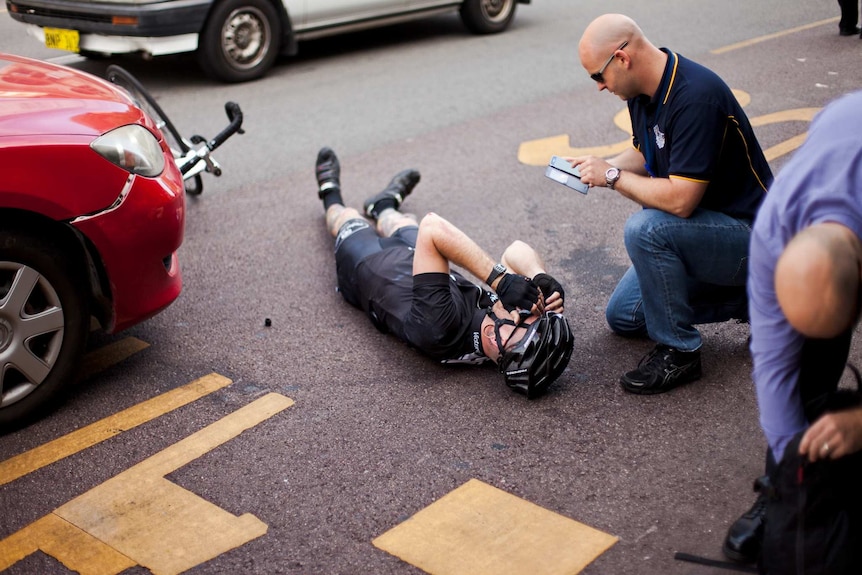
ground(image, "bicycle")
xmin=105 ymin=65 xmax=244 ymax=195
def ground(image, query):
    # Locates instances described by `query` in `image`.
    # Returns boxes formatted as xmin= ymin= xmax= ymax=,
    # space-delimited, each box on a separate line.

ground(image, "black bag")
xmin=759 ymin=366 xmax=862 ymax=574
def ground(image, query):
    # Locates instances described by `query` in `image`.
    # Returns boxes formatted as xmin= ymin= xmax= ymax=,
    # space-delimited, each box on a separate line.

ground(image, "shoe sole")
xmin=721 ymin=541 xmax=757 ymax=564
xmin=619 ymin=369 xmax=702 ymax=395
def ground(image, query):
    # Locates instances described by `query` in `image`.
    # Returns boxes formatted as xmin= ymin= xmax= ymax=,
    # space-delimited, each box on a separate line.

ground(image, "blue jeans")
xmin=605 ymin=208 xmax=751 ymax=352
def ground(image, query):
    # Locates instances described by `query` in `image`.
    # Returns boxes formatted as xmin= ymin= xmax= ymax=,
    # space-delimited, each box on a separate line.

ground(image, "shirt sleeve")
xmin=406 ymin=272 xmax=466 ymax=360
xmin=748 ymin=224 xmax=807 ymax=462
xmin=666 ymin=101 xmax=725 ymax=182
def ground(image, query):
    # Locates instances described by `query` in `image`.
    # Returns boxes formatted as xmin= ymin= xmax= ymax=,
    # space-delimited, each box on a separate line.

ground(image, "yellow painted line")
xmin=749 ymin=107 xmax=819 ymax=125
xmin=0 ymin=373 xmax=232 ymax=486
xmin=711 ymin=17 xmax=840 ymax=54
xmin=0 ymin=514 xmax=135 ymax=575
xmin=79 ymin=336 xmax=150 ymax=379
xmin=764 ymin=132 xmax=808 ymax=163
xmin=519 ymin=99 xmax=817 ymax=167
xmin=0 ymin=393 xmax=294 ymax=575
xmin=374 ymin=478 xmax=618 ymax=575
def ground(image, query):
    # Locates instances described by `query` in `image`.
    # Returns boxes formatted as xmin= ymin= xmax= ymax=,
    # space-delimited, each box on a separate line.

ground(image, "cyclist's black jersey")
xmin=354 ymin=246 xmax=495 ymax=363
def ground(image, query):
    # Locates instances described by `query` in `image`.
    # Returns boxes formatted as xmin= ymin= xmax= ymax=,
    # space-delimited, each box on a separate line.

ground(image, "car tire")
xmin=197 ymin=0 xmax=282 ymax=83
xmin=460 ymin=0 xmax=517 ymax=34
xmin=0 ymin=230 xmax=90 ymax=432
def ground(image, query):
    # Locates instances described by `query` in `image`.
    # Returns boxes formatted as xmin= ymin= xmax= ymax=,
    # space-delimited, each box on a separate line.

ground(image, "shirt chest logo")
xmin=653 ymin=124 xmax=666 ymax=149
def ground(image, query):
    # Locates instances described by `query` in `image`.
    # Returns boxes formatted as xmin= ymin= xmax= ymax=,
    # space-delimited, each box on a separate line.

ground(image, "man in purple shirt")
xmin=723 ymin=90 xmax=862 ymax=566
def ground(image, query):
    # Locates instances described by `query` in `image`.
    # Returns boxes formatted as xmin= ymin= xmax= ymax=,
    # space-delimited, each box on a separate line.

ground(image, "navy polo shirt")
xmin=628 ymin=48 xmax=773 ymax=220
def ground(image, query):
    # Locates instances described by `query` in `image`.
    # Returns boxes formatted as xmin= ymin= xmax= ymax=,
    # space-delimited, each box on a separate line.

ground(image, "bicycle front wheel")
xmin=105 ymin=65 xmax=189 ymax=158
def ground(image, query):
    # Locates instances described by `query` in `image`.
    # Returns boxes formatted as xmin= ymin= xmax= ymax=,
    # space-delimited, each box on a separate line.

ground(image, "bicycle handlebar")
xmin=207 ymin=101 xmax=244 ymax=152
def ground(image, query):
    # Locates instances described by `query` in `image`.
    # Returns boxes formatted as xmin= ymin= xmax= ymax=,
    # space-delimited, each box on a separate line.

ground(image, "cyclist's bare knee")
xmin=327 ymin=206 xmax=362 ymax=236
xmin=377 ymin=208 xmax=418 ymax=237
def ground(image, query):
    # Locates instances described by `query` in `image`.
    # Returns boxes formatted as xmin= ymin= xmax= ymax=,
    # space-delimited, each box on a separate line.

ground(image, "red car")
xmin=0 ymin=53 xmax=185 ymax=430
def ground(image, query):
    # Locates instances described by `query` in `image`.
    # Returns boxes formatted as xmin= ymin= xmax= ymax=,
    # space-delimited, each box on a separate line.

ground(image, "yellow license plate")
xmin=44 ymin=27 xmax=80 ymax=52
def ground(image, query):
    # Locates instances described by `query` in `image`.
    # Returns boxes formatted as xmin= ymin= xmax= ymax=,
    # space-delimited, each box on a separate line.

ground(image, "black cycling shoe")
xmin=316 ymin=147 xmax=340 ymax=199
xmin=722 ymin=476 xmax=770 ymax=563
xmin=363 ymin=169 xmax=421 ymax=220
xmin=619 ymin=344 xmax=702 ymax=394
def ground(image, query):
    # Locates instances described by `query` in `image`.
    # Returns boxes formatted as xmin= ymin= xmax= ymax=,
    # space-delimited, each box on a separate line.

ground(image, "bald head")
xmin=775 ymin=223 xmax=862 ymax=338
xmin=579 ymin=14 xmax=643 ymax=63
xmin=578 ymin=14 xmax=665 ymax=98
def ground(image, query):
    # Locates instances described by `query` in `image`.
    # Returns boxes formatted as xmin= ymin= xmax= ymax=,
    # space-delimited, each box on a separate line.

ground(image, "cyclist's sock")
xmin=369 ymin=196 xmax=397 ymax=214
xmin=320 ymin=184 xmax=343 ymax=210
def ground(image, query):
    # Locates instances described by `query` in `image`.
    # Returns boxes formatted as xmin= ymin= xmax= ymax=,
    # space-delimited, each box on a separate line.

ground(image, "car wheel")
xmin=0 ymin=230 xmax=89 ymax=431
xmin=460 ymin=0 xmax=517 ymax=34
xmin=197 ymin=0 xmax=281 ymax=83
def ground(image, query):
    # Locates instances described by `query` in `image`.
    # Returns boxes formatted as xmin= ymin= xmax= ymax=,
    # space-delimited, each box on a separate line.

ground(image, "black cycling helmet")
xmin=493 ymin=311 xmax=574 ymax=399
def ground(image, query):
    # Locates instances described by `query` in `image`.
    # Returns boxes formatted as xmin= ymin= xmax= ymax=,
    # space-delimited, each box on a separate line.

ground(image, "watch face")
xmin=606 ymin=168 xmax=620 ymax=179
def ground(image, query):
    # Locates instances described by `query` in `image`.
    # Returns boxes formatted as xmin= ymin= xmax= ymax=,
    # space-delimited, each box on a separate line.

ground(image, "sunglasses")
xmin=590 ymin=40 xmax=628 ymax=83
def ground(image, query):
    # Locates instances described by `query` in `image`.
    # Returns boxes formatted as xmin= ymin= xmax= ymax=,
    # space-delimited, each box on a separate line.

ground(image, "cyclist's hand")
xmin=533 ymin=273 xmax=565 ymax=311
xmin=496 ymin=274 xmax=541 ymax=317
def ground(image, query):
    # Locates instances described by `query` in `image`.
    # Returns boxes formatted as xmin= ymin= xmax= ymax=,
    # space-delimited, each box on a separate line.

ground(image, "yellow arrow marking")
xmin=374 ymin=478 xmax=617 ymax=575
xmin=0 ymin=373 xmax=232 ymax=486
xmin=518 ymin=91 xmax=818 ymax=166
xmin=0 ymin=392 xmax=294 ymax=575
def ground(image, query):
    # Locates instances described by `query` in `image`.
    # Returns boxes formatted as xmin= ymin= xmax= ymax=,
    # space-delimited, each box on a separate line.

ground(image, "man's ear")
xmin=482 ymin=322 xmax=496 ymax=344
xmin=482 ymin=322 xmax=500 ymax=356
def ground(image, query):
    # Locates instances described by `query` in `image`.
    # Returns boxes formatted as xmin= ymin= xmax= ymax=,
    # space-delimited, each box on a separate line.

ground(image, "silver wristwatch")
xmin=605 ymin=167 xmax=621 ymax=190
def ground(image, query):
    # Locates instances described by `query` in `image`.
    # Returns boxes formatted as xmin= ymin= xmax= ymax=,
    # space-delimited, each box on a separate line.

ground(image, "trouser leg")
xmin=838 ymin=0 xmax=859 ymax=30
xmin=617 ymin=208 xmax=751 ymax=352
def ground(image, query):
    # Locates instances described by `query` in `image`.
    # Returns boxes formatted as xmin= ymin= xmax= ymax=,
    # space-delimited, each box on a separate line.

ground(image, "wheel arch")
xmin=0 ymin=209 xmax=113 ymax=332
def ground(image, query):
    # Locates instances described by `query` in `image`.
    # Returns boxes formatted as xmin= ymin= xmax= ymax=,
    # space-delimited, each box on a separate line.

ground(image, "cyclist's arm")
xmin=412 ymin=213 xmax=541 ymax=318
xmin=412 ymin=212 xmax=496 ymax=279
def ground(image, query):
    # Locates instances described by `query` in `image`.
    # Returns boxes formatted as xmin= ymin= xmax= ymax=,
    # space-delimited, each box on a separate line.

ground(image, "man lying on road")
xmin=314 ymin=147 xmax=574 ymax=398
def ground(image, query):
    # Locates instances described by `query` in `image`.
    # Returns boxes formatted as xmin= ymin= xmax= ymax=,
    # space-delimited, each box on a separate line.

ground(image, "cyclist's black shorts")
xmin=334 ymin=219 xmax=417 ymax=310
xmin=332 ymin=219 xmax=486 ymax=360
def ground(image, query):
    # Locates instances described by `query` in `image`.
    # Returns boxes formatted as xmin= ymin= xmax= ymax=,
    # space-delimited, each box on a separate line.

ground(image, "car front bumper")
xmin=73 ymin=157 xmax=185 ymax=333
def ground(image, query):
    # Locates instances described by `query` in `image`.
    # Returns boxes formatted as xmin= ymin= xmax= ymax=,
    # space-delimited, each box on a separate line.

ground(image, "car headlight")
xmin=91 ymin=124 xmax=165 ymax=177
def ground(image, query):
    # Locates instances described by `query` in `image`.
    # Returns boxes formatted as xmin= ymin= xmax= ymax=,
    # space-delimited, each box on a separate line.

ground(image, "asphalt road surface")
xmin=2 ymin=1 xmax=862 ymax=574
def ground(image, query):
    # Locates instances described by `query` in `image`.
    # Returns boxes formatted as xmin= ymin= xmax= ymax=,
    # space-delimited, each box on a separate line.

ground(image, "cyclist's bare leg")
xmin=326 ymin=205 xmax=364 ymax=237
xmin=376 ymin=207 xmax=418 ymax=238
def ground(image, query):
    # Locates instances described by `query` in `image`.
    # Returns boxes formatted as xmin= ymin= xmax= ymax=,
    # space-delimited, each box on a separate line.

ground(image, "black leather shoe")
xmin=722 ymin=476 xmax=770 ymax=563
xmin=839 ymin=26 xmax=861 ymax=36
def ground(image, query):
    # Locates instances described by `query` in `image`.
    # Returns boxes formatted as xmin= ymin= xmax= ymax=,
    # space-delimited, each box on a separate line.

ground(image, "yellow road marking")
xmin=711 ymin=17 xmax=839 ymax=54
xmin=79 ymin=337 xmax=150 ymax=380
xmin=0 ymin=514 xmax=136 ymax=575
xmin=518 ymin=93 xmax=818 ymax=166
xmin=373 ymin=478 xmax=617 ymax=575
xmin=0 ymin=373 xmax=232 ymax=486
xmin=763 ymin=132 xmax=809 ymax=163
xmin=0 ymin=392 xmax=294 ymax=575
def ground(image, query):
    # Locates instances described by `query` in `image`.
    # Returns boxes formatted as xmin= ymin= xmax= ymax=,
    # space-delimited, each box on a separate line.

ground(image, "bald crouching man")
xmin=569 ymin=14 xmax=772 ymax=396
